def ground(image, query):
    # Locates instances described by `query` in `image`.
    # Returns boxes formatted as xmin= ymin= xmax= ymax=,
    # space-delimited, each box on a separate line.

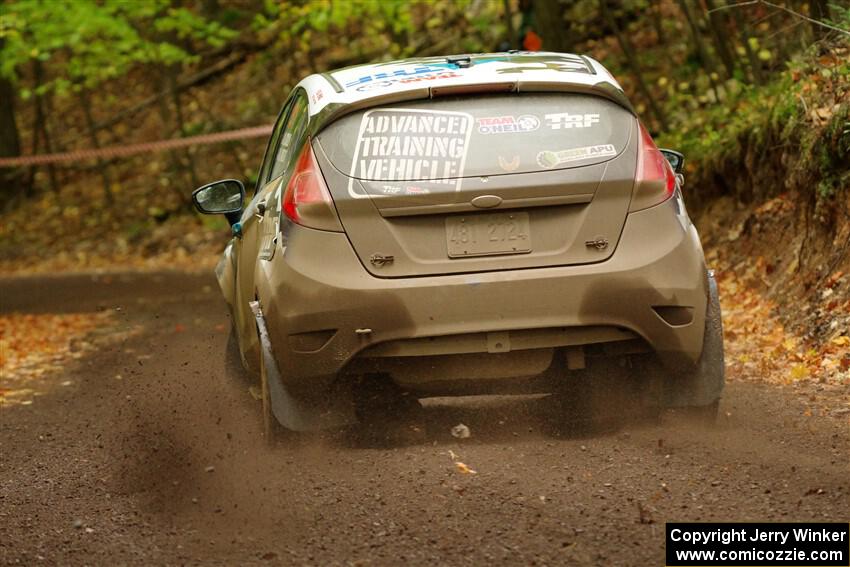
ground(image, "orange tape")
xmin=0 ymin=124 xmax=274 ymax=168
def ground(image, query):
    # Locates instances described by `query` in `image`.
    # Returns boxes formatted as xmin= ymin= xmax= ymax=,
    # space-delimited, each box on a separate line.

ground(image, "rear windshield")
xmin=317 ymin=93 xmax=633 ymax=187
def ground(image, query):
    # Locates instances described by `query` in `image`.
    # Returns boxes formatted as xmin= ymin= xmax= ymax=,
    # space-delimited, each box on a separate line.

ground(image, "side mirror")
xmin=192 ymin=179 xmax=245 ymax=215
xmin=659 ymin=149 xmax=685 ymax=174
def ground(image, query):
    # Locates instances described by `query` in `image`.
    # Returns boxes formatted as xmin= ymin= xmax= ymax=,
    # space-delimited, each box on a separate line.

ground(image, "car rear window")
xmin=317 ymin=93 xmax=633 ymax=188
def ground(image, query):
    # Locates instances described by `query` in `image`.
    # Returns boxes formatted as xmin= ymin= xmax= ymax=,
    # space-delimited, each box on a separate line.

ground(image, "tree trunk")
xmin=731 ymin=6 xmax=763 ymax=84
xmin=0 ymin=39 xmax=23 ymax=204
xmin=675 ymin=0 xmax=721 ymax=98
xmin=78 ymin=89 xmax=114 ymax=204
xmin=533 ymin=0 xmax=573 ymax=52
xmin=32 ymin=61 xmax=59 ymax=194
xmin=703 ymin=0 xmax=737 ymax=79
xmin=810 ymin=0 xmax=831 ymax=41
xmin=155 ymin=71 xmax=194 ymax=207
xmin=42 ymin=81 xmax=69 ymax=198
xmin=0 ymin=76 xmax=20 ymax=161
xmin=167 ymin=67 xmax=200 ymax=192
xmin=201 ymin=0 xmax=220 ymax=19
xmin=649 ymin=0 xmax=666 ymax=45
xmin=599 ymin=0 xmax=668 ymax=131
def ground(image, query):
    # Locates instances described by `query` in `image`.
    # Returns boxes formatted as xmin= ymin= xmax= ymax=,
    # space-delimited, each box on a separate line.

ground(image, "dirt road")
xmin=1 ymin=272 xmax=848 ymax=566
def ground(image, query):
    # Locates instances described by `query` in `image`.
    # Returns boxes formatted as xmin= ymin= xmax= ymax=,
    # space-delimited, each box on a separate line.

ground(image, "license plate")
xmin=446 ymin=212 xmax=532 ymax=258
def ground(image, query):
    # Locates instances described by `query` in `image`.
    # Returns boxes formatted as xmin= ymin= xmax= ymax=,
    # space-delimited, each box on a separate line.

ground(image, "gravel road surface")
xmin=1 ymin=272 xmax=847 ymax=566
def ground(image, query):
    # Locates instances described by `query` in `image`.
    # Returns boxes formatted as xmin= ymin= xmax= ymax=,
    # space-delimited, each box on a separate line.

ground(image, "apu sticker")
xmin=477 ymin=115 xmax=540 ymax=135
xmin=545 ymin=113 xmax=600 ymax=129
xmin=536 ymin=145 xmax=617 ymax=168
xmin=348 ymin=108 xmax=474 ymax=197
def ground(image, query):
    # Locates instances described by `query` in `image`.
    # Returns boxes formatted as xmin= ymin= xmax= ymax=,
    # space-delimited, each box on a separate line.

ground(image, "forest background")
xmin=0 ymin=0 xmax=848 ymax=400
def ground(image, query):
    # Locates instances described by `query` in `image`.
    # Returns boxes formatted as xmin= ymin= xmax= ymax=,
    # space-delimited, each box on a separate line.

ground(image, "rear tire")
xmin=666 ymin=273 xmax=725 ymax=418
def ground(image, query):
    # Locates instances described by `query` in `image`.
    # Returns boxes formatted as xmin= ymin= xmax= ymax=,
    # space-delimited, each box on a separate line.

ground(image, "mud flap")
xmin=663 ymin=272 xmax=725 ymax=408
xmin=249 ymin=300 xmax=356 ymax=432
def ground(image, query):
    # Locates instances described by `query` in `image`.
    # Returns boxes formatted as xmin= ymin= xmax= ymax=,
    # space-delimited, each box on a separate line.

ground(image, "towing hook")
xmin=370 ymin=254 xmax=394 ymax=267
xmin=585 ymin=237 xmax=609 ymax=250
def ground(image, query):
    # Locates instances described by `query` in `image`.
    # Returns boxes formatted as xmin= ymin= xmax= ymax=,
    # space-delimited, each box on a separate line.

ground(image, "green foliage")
xmin=658 ymin=37 xmax=850 ymax=208
xmin=0 ymin=0 xmax=236 ymax=94
xmin=814 ymin=104 xmax=850 ymax=198
xmin=251 ymin=0 xmax=501 ymax=62
xmin=826 ymin=4 xmax=850 ymax=31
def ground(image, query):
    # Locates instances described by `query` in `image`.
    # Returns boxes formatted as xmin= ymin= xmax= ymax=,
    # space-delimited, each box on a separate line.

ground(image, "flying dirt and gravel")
xmin=0 ymin=272 xmax=848 ymax=565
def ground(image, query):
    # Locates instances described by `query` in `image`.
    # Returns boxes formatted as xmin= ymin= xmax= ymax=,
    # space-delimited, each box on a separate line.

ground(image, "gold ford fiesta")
xmin=193 ymin=52 xmax=724 ymax=437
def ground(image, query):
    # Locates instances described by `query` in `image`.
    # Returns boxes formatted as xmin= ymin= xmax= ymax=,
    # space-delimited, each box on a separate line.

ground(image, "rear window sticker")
xmin=498 ymin=155 xmax=520 ymax=172
xmin=545 ymin=113 xmax=600 ymax=129
xmin=347 ymin=108 xmax=474 ymax=198
xmin=477 ymin=115 xmax=540 ymax=135
xmin=536 ymin=144 xmax=617 ymax=168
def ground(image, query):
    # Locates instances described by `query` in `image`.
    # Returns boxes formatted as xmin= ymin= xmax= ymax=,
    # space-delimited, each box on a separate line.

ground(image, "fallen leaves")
xmin=0 ymin=210 xmax=225 ymax=276
xmin=789 ymin=364 xmax=809 ymax=382
xmin=720 ymin=269 xmax=849 ymax=387
xmin=447 ymin=449 xmax=477 ymax=475
xmin=716 ymin=259 xmax=849 ymax=420
xmin=0 ymin=311 xmax=117 ymax=406
xmin=455 ymin=462 xmax=477 ymax=475
xmin=702 ymin=190 xmax=849 ymax=407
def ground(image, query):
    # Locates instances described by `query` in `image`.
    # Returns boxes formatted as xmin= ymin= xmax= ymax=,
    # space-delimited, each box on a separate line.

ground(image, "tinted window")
xmin=317 ymin=93 xmax=632 ymax=184
xmin=257 ymin=92 xmax=309 ymax=186
xmin=269 ymin=95 xmax=308 ymax=181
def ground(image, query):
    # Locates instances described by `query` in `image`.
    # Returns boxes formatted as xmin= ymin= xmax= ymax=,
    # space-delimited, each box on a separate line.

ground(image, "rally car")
xmin=193 ymin=52 xmax=724 ymax=436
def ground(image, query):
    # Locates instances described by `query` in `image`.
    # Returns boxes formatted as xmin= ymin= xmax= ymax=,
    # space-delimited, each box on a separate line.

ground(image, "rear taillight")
xmin=628 ymin=122 xmax=676 ymax=212
xmin=282 ymin=141 xmax=342 ymax=232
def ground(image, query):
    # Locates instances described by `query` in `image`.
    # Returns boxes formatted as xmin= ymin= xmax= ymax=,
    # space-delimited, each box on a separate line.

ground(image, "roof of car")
xmin=297 ymin=52 xmax=630 ymax=128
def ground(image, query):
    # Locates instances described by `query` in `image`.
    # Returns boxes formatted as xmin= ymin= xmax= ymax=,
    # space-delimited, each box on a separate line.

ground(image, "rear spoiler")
xmin=307 ymin=80 xmax=636 ymax=137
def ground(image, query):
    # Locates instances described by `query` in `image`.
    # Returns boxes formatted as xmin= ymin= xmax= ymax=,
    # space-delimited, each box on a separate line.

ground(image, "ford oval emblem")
xmin=471 ymin=195 xmax=502 ymax=209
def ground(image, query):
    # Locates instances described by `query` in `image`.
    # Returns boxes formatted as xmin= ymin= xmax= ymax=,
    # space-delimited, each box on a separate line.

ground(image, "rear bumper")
xmin=256 ymin=197 xmax=708 ymax=393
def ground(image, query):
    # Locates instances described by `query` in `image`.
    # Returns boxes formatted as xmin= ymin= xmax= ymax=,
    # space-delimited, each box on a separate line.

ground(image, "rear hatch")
xmin=314 ymin=92 xmax=638 ymax=277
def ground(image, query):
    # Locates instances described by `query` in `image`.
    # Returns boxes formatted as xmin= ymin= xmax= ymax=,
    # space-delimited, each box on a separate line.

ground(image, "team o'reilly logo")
xmin=477 ymin=115 xmax=540 ymax=135
xmin=545 ymin=113 xmax=601 ymax=129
